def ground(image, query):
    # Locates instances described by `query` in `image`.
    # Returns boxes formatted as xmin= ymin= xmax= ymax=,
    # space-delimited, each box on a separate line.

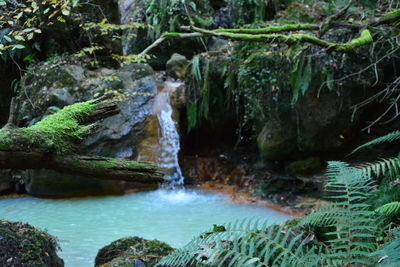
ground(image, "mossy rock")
xmin=285 ymin=157 xmax=322 ymax=176
xmin=166 ymin=53 xmax=190 ymax=80
xmin=95 ymin=236 xmax=174 ymax=267
xmin=0 ymin=220 xmax=64 ymax=267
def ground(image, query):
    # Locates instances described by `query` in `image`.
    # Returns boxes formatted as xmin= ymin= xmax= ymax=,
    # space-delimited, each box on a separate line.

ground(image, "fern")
xmin=300 ymin=161 xmax=378 ymax=266
xmin=372 ymin=228 xmax=400 ymax=266
xmin=376 ymin=202 xmax=400 ymax=217
xmin=157 ymin=161 xmax=394 ymax=266
xmin=358 ymin=156 xmax=400 ymax=179
xmin=352 ymin=130 xmax=400 ymax=154
xmin=157 ymin=219 xmax=329 ymax=267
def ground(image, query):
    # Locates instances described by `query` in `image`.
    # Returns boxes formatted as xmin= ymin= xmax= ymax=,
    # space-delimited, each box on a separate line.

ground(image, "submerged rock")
xmin=0 ymin=220 xmax=64 ymax=267
xmin=95 ymin=236 xmax=174 ymax=267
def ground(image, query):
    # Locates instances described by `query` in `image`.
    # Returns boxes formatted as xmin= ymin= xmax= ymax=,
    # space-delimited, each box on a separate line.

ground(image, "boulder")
xmin=233 ymin=43 xmax=380 ymax=160
xmin=285 ymin=157 xmax=322 ymax=176
xmin=166 ymin=53 xmax=190 ymax=80
xmin=0 ymin=220 xmax=64 ymax=267
xmin=19 ymin=57 xmax=158 ymax=197
xmin=95 ymin=236 xmax=174 ymax=267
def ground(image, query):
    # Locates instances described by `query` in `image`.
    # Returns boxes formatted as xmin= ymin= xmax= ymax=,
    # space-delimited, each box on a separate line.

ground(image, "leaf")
xmin=4 ymin=35 xmax=12 ymax=42
xmin=14 ymin=44 xmax=25 ymax=49
xmin=61 ymin=8 xmax=70 ymax=16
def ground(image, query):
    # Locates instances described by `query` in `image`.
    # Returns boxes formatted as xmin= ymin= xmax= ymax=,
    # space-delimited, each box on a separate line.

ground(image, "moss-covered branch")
xmin=213 ymin=24 xmax=320 ymax=34
xmin=0 ymin=100 xmax=164 ymax=184
xmin=137 ymin=8 xmax=397 ymax=56
xmin=183 ymin=26 xmax=373 ymax=53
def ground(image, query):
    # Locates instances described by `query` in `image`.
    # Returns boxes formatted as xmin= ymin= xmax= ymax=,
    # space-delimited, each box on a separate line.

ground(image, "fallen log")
xmin=0 ymin=98 xmax=164 ymax=184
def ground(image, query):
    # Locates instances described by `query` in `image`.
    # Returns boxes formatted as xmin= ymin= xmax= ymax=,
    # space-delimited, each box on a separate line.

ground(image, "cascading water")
xmin=155 ymin=88 xmax=184 ymax=187
xmin=137 ymin=80 xmax=185 ymax=187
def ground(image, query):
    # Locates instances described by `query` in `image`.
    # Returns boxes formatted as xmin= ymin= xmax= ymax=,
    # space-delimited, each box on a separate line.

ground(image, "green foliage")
xmin=145 ymin=0 xmax=213 ymax=39
xmin=0 ymin=0 xmax=79 ymax=58
xmin=228 ymin=0 xmax=270 ymax=25
xmin=372 ymin=228 xmax=400 ymax=266
xmin=158 ymin=160 xmax=398 ymax=266
xmin=290 ymin=56 xmax=312 ymax=105
xmin=186 ymin=55 xmax=211 ymax=132
xmin=301 ymin=161 xmax=379 ymax=265
xmin=157 ymin=220 xmax=329 ymax=267
xmin=352 ymin=130 xmax=400 ymax=154
xmin=376 ymin=202 xmax=400 ymax=217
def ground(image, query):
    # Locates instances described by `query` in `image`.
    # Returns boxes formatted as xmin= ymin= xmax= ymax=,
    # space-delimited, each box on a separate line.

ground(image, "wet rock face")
xmin=0 ymin=170 xmax=11 ymax=194
xmin=166 ymin=53 xmax=190 ymax=80
xmin=19 ymin=58 xmax=157 ymax=197
xmin=95 ymin=236 xmax=174 ymax=267
xmin=23 ymin=170 xmax=125 ymax=198
xmin=21 ymin=60 xmax=156 ymax=157
xmin=233 ymin=45 xmax=379 ymax=161
xmin=0 ymin=220 xmax=64 ymax=267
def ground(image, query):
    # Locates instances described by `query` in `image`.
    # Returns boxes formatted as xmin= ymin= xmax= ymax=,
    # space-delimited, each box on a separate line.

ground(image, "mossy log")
xmin=183 ymin=26 xmax=373 ymax=53
xmin=0 ymin=99 xmax=164 ymax=184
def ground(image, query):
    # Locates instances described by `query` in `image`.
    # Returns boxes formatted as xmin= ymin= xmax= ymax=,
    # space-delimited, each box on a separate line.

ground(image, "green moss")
xmin=335 ymin=29 xmax=373 ymax=53
xmin=0 ymin=220 xmax=63 ymax=266
xmin=95 ymin=236 xmax=174 ymax=267
xmin=162 ymin=32 xmax=181 ymax=38
xmin=73 ymin=157 xmax=158 ymax=172
xmin=26 ymin=100 xmax=95 ymax=154
xmin=382 ymin=9 xmax=400 ymax=22
xmin=214 ymin=23 xmax=319 ymax=34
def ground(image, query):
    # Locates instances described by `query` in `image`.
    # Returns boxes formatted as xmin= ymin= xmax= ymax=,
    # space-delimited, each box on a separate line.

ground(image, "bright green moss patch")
xmin=27 ymin=100 xmax=95 ymax=154
xmin=0 ymin=101 xmax=96 ymax=154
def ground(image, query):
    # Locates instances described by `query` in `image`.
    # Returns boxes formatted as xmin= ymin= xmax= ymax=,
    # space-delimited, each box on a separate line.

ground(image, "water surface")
xmin=0 ymin=189 xmax=292 ymax=267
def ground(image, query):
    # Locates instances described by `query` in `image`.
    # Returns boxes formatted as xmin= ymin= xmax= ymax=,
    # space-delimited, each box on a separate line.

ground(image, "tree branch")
xmin=182 ymin=25 xmax=373 ymax=53
xmin=137 ymin=9 xmax=398 ymax=56
xmin=5 ymin=97 xmax=20 ymax=128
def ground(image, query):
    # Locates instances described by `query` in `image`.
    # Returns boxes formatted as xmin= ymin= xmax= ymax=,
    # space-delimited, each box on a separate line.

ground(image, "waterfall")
xmin=155 ymin=89 xmax=184 ymax=187
xmin=137 ymin=81 xmax=185 ymax=188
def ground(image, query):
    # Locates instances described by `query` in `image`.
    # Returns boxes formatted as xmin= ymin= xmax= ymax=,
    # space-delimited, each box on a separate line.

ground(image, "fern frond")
xmin=375 ymin=202 xmax=400 ymax=216
xmin=157 ymin=219 xmax=328 ymax=267
xmin=357 ymin=157 xmax=400 ymax=179
xmin=352 ymin=130 xmax=400 ymax=154
xmin=372 ymin=228 xmax=400 ymax=266
xmin=301 ymin=161 xmax=378 ymax=266
xmin=298 ymin=203 xmax=340 ymax=227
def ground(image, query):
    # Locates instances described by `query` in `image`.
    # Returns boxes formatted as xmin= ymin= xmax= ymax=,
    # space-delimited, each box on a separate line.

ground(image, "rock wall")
xmin=18 ymin=57 xmax=159 ymax=197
